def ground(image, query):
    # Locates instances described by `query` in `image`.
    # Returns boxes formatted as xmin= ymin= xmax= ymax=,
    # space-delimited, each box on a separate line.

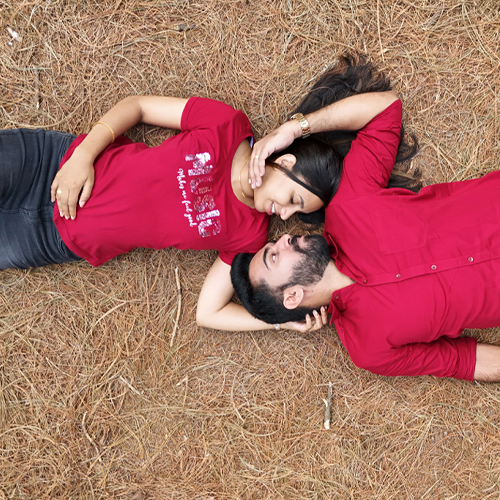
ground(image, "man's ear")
xmin=274 ymin=153 xmax=296 ymax=170
xmin=283 ymin=286 xmax=304 ymax=310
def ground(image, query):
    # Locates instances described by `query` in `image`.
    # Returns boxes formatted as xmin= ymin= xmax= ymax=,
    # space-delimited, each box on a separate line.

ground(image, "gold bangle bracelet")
xmin=93 ymin=121 xmax=115 ymax=143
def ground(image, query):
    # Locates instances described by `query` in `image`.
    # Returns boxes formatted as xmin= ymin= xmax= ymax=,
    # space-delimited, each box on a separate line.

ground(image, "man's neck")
xmin=328 ymin=260 xmax=354 ymax=292
xmin=303 ymin=260 xmax=354 ymax=307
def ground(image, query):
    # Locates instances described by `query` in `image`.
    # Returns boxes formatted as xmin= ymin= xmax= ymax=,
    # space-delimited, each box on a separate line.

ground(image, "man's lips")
xmin=267 ymin=201 xmax=275 ymax=216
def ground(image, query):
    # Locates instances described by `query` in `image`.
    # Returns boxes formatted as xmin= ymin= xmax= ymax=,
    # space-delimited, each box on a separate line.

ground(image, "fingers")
xmin=54 ymin=187 xmax=76 ymax=220
xmin=79 ymin=176 xmax=95 ymax=208
xmin=67 ymin=189 xmax=79 ymax=220
xmin=50 ymin=179 xmax=58 ymax=203
xmin=311 ymin=310 xmax=322 ymax=330
xmin=55 ymin=188 xmax=69 ymax=219
xmin=320 ymin=305 xmax=328 ymax=325
xmin=303 ymin=313 xmax=313 ymax=332
xmin=54 ymin=182 xmax=89 ymax=219
xmin=313 ymin=306 xmax=328 ymax=330
xmin=51 ymin=171 xmax=94 ymax=219
xmin=309 ymin=306 xmax=328 ymax=331
xmin=248 ymin=147 xmax=266 ymax=189
xmin=281 ymin=306 xmax=328 ymax=332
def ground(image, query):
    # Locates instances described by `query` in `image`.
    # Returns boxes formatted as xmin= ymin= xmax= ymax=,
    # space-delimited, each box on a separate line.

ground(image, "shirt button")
xmin=334 ymin=295 xmax=339 ymax=299
xmin=363 ymin=279 xmax=368 ymax=284
xmin=396 ymin=274 xmax=401 ymax=278
xmin=431 ymin=265 xmax=437 ymax=270
xmin=468 ymin=257 xmax=473 ymax=262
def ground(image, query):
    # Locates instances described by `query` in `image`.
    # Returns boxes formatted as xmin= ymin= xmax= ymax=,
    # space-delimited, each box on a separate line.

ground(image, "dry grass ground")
xmin=1 ymin=1 xmax=500 ymax=498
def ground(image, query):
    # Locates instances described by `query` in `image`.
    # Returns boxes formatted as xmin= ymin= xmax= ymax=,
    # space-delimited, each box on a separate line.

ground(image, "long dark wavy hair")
xmin=266 ymin=52 xmax=422 ymax=224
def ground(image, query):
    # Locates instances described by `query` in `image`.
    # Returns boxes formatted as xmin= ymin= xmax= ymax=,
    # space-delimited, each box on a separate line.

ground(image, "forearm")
xmin=473 ymin=343 xmax=500 ymax=382
xmin=196 ymin=301 xmax=275 ymax=331
xmin=74 ymin=95 xmax=188 ymax=162
xmin=290 ymin=90 xmax=399 ymax=139
xmin=73 ymin=96 xmax=142 ymax=162
xmin=249 ymin=90 xmax=399 ymax=187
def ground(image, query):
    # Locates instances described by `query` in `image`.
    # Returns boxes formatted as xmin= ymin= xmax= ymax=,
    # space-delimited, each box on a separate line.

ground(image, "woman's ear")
xmin=274 ymin=153 xmax=297 ymax=170
xmin=283 ymin=286 xmax=304 ymax=310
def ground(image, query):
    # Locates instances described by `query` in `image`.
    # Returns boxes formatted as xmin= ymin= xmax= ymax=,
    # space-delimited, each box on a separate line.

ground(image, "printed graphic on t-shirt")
xmin=177 ymin=152 xmax=222 ymax=238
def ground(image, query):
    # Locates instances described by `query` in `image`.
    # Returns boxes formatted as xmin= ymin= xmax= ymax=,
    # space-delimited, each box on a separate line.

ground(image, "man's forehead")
xmin=248 ymin=246 xmax=268 ymax=285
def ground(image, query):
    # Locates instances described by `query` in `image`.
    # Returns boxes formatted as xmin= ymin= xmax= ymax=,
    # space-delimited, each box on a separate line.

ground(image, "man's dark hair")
xmin=231 ymin=253 xmax=316 ymax=324
xmin=230 ymin=235 xmax=331 ymax=324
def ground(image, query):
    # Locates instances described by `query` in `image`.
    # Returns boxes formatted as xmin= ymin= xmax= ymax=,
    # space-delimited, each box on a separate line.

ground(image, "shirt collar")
xmin=324 ymin=233 xmax=339 ymax=259
xmin=327 ymin=300 xmax=341 ymax=323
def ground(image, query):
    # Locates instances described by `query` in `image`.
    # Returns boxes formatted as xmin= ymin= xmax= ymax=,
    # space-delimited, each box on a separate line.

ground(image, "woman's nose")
xmin=280 ymin=207 xmax=293 ymax=221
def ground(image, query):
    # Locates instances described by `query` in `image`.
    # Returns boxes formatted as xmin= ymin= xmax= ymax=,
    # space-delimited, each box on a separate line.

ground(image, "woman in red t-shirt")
xmin=2 ymin=54 xmax=418 ymax=332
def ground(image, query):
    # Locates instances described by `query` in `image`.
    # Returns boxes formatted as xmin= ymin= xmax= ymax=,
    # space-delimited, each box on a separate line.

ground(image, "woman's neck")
xmin=231 ymin=139 xmax=255 ymax=208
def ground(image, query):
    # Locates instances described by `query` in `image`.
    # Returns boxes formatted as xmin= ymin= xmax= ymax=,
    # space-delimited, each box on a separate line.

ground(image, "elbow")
xmin=387 ymin=90 xmax=399 ymax=104
xmin=195 ymin=306 xmax=213 ymax=329
xmin=195 ymin=308 xmax=205 ymax=328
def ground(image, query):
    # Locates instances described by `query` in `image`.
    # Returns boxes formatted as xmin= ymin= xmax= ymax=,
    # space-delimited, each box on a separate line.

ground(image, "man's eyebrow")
xmin=263 ymin=247 xmax=270 ymax=270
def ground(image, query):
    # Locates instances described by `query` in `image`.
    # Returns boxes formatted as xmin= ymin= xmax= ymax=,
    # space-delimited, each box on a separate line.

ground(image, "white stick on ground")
xmin=323 ymin=382 xmax=333 ymax=430
xmin=170 ymin=267 xmax=182 ymax=347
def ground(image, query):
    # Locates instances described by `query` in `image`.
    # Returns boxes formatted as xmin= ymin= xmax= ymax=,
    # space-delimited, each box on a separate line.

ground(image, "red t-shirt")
xmin=54 ymin=98 xmax=269 ymax=266
xmin=324 ymin=100 xmax=500 ymax=380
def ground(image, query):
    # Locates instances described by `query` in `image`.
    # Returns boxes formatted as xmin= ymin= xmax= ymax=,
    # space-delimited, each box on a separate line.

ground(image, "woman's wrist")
xmin=282 ymin=118 xmax=303 ymax=141
xmin=72 ymin=143 xmax=98 ymax=164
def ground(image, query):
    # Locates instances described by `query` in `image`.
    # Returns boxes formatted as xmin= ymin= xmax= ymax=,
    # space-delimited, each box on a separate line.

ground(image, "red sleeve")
xmin=352 ymin=336 xmax=477 ymax=380
xmin=341 ymin=99 xmax=402 ymax=193
xmin=218 ymin=221 xmax=268 ymax=265
xmin=181 ymin=97 xmax=249 ymax=133
xmin=218 ymin=240 xmax=265 ymax=266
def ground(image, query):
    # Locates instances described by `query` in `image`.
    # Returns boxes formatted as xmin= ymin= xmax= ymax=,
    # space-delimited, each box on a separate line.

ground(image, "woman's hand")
xmin=51 ymin=148 xmax=95 ymax=220
xmin=282 ymin=306 xmax=329 ymax=333
xmin=248 ymin=119 xmax=302 ymax=189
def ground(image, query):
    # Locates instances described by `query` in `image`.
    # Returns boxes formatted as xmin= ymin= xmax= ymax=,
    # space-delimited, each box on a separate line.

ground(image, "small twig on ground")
xmin=170 ymin=267 xmax=182 ymax=347
xmin=323 ymin=382 xmax=333 ymax=430
xmin=34 ymin=68 xmax=39 ymax=109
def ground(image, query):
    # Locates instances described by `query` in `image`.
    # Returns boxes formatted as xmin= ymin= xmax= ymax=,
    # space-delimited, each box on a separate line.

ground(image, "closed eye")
xmin=291 ymin=195 xmax=305 ymax=209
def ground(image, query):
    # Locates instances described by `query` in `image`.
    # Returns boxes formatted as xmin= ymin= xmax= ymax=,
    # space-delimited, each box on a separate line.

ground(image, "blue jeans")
xmin=0 ymin=128 xmax=81 ymax=269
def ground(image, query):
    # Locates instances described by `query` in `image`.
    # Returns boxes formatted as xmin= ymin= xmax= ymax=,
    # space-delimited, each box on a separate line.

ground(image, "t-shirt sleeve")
xmin=352 ymin=336 xmax=477 ymax=380
xmin=219 ymin=251 xmax=236 ymax=266
xmin=218 ymin=227 xmax=268 ymax=265
xmin=342 ymin=99 xmax=403 ymax=192
xmin=181 ymin=97 xmax=250 ymax=134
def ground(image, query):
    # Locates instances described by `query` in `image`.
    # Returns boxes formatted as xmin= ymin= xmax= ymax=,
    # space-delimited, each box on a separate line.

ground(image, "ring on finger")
xmin=56 ymin=189 xmax=63 ymax=194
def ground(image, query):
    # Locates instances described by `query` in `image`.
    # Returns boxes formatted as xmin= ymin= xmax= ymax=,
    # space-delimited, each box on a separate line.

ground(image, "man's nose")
xmin=276 ymin=234 xmax=291 ymax=249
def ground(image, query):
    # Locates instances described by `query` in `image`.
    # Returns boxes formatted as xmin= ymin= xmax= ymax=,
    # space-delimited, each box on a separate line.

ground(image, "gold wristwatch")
xmin=290 ymin=112 xmax=311 ymax=138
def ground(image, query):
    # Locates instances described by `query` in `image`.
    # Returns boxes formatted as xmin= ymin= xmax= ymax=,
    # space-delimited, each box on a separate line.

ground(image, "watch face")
xmin=291 ymin=113 xmax=310 ymax=137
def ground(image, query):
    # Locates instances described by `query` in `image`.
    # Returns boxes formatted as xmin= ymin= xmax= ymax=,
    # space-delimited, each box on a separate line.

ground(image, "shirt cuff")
xmin=454 ymin=336 xmax=478 ymax=381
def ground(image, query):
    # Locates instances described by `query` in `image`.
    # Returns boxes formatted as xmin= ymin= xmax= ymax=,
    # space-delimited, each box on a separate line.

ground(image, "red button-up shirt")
xmin=324 ymin=101 xmax=499 ymax=380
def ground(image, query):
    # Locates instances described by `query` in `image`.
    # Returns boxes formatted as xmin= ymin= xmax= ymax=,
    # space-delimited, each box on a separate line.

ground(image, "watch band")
xmin=290 ymin=112 xmax=311 ymax=138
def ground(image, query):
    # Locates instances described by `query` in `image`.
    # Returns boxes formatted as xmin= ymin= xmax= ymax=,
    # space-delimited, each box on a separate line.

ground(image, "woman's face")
xmin=253 ymin=155 xmax=323 ymax=220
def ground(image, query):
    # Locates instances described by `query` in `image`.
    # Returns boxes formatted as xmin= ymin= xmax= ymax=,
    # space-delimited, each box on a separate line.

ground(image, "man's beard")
xmin=281 ymin=234 xmax=331 ymax=290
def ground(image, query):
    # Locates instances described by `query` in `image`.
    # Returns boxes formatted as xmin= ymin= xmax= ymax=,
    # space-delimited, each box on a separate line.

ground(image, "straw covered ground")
xmin=1 ymin=0 xmax=500 ymax=498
